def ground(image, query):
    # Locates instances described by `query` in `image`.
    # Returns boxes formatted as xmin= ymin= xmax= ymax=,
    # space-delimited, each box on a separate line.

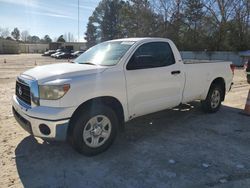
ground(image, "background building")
xmin=0 ymin=41 xmax=87 ymax=54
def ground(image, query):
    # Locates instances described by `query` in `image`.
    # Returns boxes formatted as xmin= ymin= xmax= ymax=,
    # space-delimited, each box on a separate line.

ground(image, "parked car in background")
xmin=42 ymin=50 xmax=56 ymax=56
xmin=246 ymin=59 xmax=250 ymax=84
xmin=55 ymin=51 xmax=74 ymax=59
xmin=71 ymin=51 xmax=85 ymax=58
xmin=12 ymin=38 xmax=233 ymax=156
xmin=51 ymin=49 xmax=63 ymax=57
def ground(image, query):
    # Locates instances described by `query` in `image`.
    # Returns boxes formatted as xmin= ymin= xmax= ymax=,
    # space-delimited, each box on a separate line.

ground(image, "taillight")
xmin=230 ymin=64 xmax=235 ymax=74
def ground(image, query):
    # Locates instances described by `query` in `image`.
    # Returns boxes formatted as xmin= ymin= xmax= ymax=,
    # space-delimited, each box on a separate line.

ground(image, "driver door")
xmin=124 ymin=42 xmax=184 ymax=118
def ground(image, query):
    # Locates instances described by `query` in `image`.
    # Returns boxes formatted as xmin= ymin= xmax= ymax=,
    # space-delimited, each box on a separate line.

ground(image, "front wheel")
xmin=69 ymin=104 xmax=118 ymax=156
xmin=201 ymin=84 xmax=223 ymax=113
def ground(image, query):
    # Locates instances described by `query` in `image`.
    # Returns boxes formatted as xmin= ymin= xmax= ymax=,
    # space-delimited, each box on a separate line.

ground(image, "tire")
xmin=69 ymin=104 xmax=118 ymax=156
xmin=201 ymin=84 xmax=223 ymax=113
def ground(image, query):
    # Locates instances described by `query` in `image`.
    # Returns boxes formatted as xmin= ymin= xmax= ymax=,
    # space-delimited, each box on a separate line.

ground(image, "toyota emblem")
xmin=18 ymin=86 xmax=22 ymax=96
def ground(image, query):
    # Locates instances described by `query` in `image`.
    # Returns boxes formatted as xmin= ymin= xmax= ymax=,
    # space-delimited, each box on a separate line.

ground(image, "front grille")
xmin=16 ymin=80 xmax=31 ymax=105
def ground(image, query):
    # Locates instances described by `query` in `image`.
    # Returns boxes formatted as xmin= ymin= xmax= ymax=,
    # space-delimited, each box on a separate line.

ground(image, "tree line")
xmin=85 ymin=0 xmax=250 ymax=51
xmin=0 ymin=27 xmax=75 ymax=43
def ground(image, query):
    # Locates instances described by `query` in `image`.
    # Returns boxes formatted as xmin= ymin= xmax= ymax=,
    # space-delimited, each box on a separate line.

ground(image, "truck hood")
xmin=22 ymin=63 xmax=107 ymax=82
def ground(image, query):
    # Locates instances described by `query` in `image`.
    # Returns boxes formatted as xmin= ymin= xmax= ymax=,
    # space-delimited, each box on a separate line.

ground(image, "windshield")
xmin=74 ymin=41 xmax=135 ymax=66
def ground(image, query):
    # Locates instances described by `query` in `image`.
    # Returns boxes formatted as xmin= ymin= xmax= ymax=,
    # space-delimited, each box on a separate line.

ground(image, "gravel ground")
xmin=0 ymin=54 xmax=250 ymax=188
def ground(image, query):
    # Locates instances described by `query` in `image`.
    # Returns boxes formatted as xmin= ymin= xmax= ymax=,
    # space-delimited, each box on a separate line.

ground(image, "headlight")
xmin=39 ymin=84 xmax=70 ymax=100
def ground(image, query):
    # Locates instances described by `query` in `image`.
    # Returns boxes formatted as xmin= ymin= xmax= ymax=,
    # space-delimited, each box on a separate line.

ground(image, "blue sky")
xmin=0 ymin=0 xmax=101 ymax=41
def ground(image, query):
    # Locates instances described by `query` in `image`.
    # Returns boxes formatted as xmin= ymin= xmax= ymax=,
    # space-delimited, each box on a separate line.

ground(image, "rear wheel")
xmin=201 ymin=84 xmax=223 ymax=113
xmin=69 ymin=104 xmax=118 ymax=156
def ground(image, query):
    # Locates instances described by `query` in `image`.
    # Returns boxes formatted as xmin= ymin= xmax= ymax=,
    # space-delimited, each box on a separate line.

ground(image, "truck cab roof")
xmin=110 ymin=37 xmax=172 ymax=43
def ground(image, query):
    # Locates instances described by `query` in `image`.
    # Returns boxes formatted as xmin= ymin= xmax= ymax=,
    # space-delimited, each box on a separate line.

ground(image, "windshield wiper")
xmin=82 ymin=62 xmax=96 ymax=66
xmin=72 ymin=61 xmax=97 ymax=65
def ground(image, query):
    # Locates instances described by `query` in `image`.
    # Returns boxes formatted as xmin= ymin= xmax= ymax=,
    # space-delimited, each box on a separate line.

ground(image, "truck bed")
xmin=181 ymin=60 xmax=232 ymax=104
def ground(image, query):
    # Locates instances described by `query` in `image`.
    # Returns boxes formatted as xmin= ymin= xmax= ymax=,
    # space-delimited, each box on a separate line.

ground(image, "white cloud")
xmin=0 ymin=0 xmax=76 ymax=20
xmin=70 ymin=4 xmax=96 ymax=11
xmin=26 ymin=11 xmax=76 ymax=20
xmin=0 ymin=0 xmax=38 ymax=8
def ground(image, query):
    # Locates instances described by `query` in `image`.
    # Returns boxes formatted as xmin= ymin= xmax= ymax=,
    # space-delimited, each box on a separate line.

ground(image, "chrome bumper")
xmin=12 ymin=95 xmax=70 ymax=141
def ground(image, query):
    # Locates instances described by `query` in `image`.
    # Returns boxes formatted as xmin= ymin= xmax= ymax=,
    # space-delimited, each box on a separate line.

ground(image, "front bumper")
xmin=12 ymin=95 xmax=72 ymax=141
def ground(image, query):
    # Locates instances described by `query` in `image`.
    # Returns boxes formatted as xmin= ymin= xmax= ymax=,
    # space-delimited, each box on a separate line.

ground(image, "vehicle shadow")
xmin=15 ymin=102 xmax=250 ymax=188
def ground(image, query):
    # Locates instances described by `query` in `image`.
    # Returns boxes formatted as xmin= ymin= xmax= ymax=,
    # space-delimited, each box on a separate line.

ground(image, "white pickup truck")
xmin=12 ymin=38 xmax=233 ymax=155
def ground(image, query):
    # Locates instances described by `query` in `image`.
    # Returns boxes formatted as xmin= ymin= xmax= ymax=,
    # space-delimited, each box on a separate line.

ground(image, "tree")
xmin=86 ymin=0 xmax=125 ymax=42
xmin=99 ymin=0 xmax=124 ymax=41
xmin=182 ymin=0 xmax=205 ymax=50
xmin=63 ymin=32 xmax=75 ymax=42
xmin=167 ymin=0 xmax=185 ymax=48
xmin=11 ymin=27 xmax=20 ymax=41
xmin=63 ymin=33 xmax=68 ymax=42
xmin=26 ymin=35 xmax=40 ymax=43
xmin=226 ymin=0 xmax=250 ymax=51
xmin=185 ymin=0 xmax=204 ymax=31
xmin=6 ymin=36 xmax=13 ymax=40
xmin=0 ymin=27 xmax=10 ymax=39
xmin=202 ymin=0 xmax=240 ymax=50
xmin=149 ymin=0 xmax=171 ymax=38
xmin=85 ymin=16 xmax=98 ymax=48
xmin=85 ymin=0 xmax=250 ymax=51
xmin=57 ymin=35 xmax=65 ymax=42
xmin=43 ymin=35 xmax=52 ymax=43
xmin=85 ymin=0 xmax=160 ymax=45
xmin=21 ymin=30 xmax=30 ymax=42
xmin=125 ymin=0 xmax=162 ymax=37
xmin=68 ymin=32 xmax=75 ymax=42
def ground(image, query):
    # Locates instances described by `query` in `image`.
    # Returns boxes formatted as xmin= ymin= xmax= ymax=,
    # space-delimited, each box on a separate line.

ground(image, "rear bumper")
xmin=12 ymin=95 xmax=72 ymax=141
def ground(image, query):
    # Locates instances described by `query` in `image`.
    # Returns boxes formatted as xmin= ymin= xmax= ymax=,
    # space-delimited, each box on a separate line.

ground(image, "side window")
xmin=127 ymin=42 xmax=175 ymax=70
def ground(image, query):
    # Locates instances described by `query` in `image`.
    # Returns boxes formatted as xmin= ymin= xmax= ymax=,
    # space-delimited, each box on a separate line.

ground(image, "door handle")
xmin=171 ymin=70 xmax=181 ymax=75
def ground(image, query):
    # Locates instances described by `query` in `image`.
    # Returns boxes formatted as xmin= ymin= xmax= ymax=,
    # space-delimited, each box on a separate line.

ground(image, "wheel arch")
xmin=67 ymin=96 xmax=125 ymax=138
xmin=209 ymin=77 xmax=226 ymax=101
